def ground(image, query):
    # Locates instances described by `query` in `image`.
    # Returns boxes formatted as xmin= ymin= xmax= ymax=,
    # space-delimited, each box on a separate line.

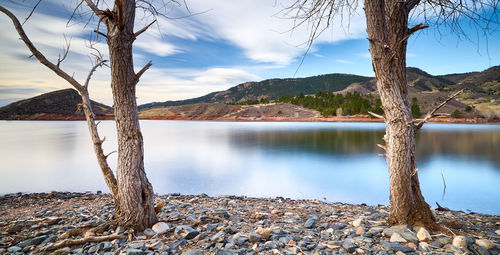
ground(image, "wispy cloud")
xmin=336 ymin=59 xmax=355 ymax=64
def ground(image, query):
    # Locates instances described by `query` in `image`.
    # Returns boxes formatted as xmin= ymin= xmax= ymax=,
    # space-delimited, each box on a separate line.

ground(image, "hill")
xmin=139 ymin=73 xmax=372 ymax=109
xmin=0 ymin=89 xmax=113 ymax=120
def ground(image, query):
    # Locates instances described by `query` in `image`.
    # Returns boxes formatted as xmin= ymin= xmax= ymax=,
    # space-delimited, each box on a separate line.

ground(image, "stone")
xmin=210 ymin=231 xmax=226 ymax=243
xmin=7 ymin=246 xmax=22 ymax=253
xmin=143 ymin=228 xmax=156 ymax=237
xmin=115 ymin=226 xmax=126 ymax=234
xmin=248 ymin=232 xmax=262 ymax=243
xmin=356 ymin=226 xmax=365 ymax=235
xmin=352 ymin=217 xmax=364 ymax=228
xmin=381 ymin=242 xmax=414 ymax=253
xmin=52 ymin=247 xmax=71 ymax=255
xmin=419 ymin=241 xmax=430 ymax=251
xmin=495 ymin=230 xmax=500 ymax=236
xmin=444 ymin=244 xmax=464 ymax=254
xmin=18 ymin=235 xmax=47 ymax=248
xmin=174 ymin=226 xmax=200 ymax=240
xmin=254 ymin=227 xmax=272 ymax=239
xmin=304 ymin=218 xmax=317 ymax=228
xmin=453 ymin=235 xmax=467 ymax=248
xmin=182 ymin=249 xmax=203 ymax=255
xmin=390 ymin=232 xmax=407 ymax=243
xmin=169 ymin=240 xmax=187 ymax=250
xmin=123 ymin=249 xmax=146 ymax=255
xmin=128 ymin=242 xmax=146 ymax=250
xmin=149 ymin=240 xmax=164 ymax=250
xmin=471 ymin=244 xmax=491 ymax=255
xmin=475 ymin=239 xmax=495 ymax=250
xmin=342 ymin=239 xmax=357 ymax=253
xmin=332 ymin=223 xmax=347 ymax=230
xmin=417 ymin=227 xmax=432 ymax=241
xmin=88 ymin=244 xmax=100 ymax=253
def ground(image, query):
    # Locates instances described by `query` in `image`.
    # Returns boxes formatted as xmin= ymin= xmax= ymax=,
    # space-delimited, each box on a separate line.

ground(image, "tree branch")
xmin=134 ymin=60 xmax=152 ymax=85
xmin=83 ymin=0 xmax=104 ymax=16
xmin=22 ymin=0 xmax=42 ymax=25
xmin=368 ymin=111 xmax=385 ymax=120
xmin=133 ymin=19 xmax=156 ymax=39
xmin=415 ymin=88 xmax=466 ymax=130
xmin=84 ymin=59 xmax=108 ymax=88
xmin=93 ymin=29 xmax=108 ymax=38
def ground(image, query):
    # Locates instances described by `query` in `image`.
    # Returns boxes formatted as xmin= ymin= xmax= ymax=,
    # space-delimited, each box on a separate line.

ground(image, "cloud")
xmin=136 ymin=67 xmax=261 ymax=104
xmin=336 ymin=59 xmax=355 ymax=64
xmin=169 ymin=0 xmax=367 ymax=65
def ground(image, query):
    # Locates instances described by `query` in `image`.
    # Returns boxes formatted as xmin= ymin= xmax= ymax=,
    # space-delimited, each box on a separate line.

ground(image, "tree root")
xmin=57 ymin=221 xmax=116 ymax=240
xmin=42 ymin=234 xmax=126 ymax=251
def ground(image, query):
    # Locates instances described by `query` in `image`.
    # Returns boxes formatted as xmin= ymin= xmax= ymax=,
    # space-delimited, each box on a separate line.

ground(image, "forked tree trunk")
xmin=105 ymin=0 xmax=157 ymax=230
xmin=364 ymin=0 xmax=438 ymax=230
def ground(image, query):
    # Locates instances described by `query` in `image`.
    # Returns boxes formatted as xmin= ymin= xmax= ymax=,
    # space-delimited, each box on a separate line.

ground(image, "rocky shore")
xmin=0 ymin=192 xmax=499 ymax=255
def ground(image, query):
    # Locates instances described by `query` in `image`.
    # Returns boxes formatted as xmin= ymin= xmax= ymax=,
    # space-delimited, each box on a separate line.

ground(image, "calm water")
xmin=1 ymin=121 xmax=499 ymax=215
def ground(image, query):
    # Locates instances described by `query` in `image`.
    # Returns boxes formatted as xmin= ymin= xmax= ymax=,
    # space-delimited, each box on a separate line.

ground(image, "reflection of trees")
xmin=415 ymin=130 xmax=500 ymax=165
xmin=231 ymin=128 xmax=500 ymax=165
xmin=231 ymin=129 xmax=384 ymax=155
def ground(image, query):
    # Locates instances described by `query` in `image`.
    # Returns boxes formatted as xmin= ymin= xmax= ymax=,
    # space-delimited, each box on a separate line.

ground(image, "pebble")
xmin=152 ymin=222 xmax=170 ymax=235
xmin=390 ymin=232 xmax=407 ymax=243
xmin=0 ymin=192 xmax=498 ymax=255
xmin=476 ymin=239 xmax=495 ymax=250
xmin=416 ymin=227 xmax=432 ymax=241
xmin=453 ymin=235 xmax=467 ymax=248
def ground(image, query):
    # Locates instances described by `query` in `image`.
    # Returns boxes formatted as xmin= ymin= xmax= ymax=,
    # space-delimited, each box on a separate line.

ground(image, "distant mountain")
xmin=139 ymin=67 xmax=478 ymax=109
xmin=139 ymin=73 xmax=372 ymax=109
xmin=0 ymin=89 xmax=113 ymax=120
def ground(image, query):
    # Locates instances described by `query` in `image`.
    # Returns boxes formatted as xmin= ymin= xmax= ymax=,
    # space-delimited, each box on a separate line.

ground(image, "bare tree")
xmin=0 ymin=0 xmax=185 ymax=231
xmin=283 ymin=0 xmax=498 ymax=230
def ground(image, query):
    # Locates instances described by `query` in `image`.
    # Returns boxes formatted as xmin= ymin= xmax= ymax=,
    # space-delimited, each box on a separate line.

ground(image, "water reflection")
xmin=0 ymin=121 xmax=498 ymax=215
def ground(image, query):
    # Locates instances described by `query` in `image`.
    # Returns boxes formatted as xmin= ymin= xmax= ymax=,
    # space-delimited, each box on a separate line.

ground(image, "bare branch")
xmin=67 ymin=0 xmax=85 ymax=26
xmin=93 ymin=29 xmax=107 ymax=38
xmin=368 ymin=111 xmax=385 ymax=120
xmin=134 ymin=60 xmax=152 ymax=85
xmin=22 ymin=0 xmax=42 ymax=25
xmin=43 ymin=234 xmax=125 ymax=251
xmin=57 ymin=35 xmax=72 ymax=68
xmin=84 ymin=59 xmax=108 ymax=88
xmin=415 ymin=88 xmax=466 ymax=130
xmin=133 ymin=19 xmax=156 ymax=39
xmin=83 ymin=0 xmax=104 ymax=16
xmin=105 ymin=150 xmax=117 ymax=158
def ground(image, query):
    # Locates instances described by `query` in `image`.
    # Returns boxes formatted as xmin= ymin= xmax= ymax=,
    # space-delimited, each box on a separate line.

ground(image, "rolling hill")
xmin=0 ymin=89 xmax=113 ymax=120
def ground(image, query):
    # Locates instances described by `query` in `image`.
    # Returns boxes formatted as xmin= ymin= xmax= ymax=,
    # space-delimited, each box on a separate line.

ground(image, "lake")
xmin=0 ymin=120 xmax=499 ymax=215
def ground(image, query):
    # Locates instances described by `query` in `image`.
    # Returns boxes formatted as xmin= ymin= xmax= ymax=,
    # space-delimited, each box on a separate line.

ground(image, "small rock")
xmin=475 ymin=239 xmax=495 ymax=250
xmin=7 ymin=246 xmax=22 ymax=253
xmin=254 ymin=227 xmax=272 ymax=240
xmin=18 ymin=235 xmax=47 ymax=248
xmin=342 ymin=239 xmax=357 ymax=253
xmin=352 ymin=217 xmax=364 ymax=228
xmin=381 ymin=242 xmax=414 ymax=253
xmin=471 ymin=244 xmax=491 ymax=255
xmin=174 ymin=225 xmax=199 ymax=240
xmin=123 ymin=249 xmax=146 ymax=255
xmin=248 ymin=232 xmax=262 ymax=243
xmin=143 ymin=228 xmax=156 ymax=237
xmin=419 ymin=241 xmax=430 ymax=251
xmin=149 ymin=240 xmax=164 ymax=250
xmin=453 ymin=235 xmax=467 ymax=248
xmin=169 ymin=239 xmax=187 ymax=250
xmin=115 ymin=226 xmax=126 ymax=234
xmin=52 ymin=247 xmax=71 ymax=255
xmin=390 ymin=232 xmax=407 ymax=243
xmin=304 ymin=218 xmax=317 ymax=228
xmin=182 ymin=249 xmax=203 ymax=255
xmin=210 ymin=231 xmax=226 ymax=243
xmin=417 ymin=227 xmax=432 ymax=241
xmin=128 ymin=242 xmax=146 ymax=250
xmin=495 ymin=230 xmax=500 ymax=236
xmin=332 ymin=223 xmax=347 ymax=229
xmin=356 ymin=226 xmax=365 ymax=235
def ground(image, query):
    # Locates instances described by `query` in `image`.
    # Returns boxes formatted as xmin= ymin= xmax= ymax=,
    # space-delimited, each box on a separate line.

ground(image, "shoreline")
xmin=2 ymin=114 xmax=498 ymax=124
xmin=1 ymin=192 xmax=498 ymax=254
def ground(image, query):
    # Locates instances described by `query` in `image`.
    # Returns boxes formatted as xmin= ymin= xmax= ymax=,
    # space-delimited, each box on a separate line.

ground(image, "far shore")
xmin=3 ymin=113 xmax=498 ymax=124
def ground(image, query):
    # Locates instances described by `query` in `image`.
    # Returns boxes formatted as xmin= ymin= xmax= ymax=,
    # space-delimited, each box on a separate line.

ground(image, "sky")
xmin=0 ymin=0 xmax=499 ymax=107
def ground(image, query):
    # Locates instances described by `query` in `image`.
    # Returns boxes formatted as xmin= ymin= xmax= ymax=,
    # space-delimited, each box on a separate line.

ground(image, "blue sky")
xmin=0 ymin=0 xmax=498 ymax=106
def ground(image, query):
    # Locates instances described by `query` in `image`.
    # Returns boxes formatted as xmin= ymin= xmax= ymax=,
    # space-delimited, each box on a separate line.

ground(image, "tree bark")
xmin=364 ymin=0 xmax=438 ymax=230
xmin=105 ymin=0 xmax=157 ymax=230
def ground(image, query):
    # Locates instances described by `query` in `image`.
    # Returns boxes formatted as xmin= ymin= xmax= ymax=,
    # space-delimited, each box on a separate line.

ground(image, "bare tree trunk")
xmin=105 ymin=0 xmax=157 ymax=230
xmin=364 ymin=0 xmax=438 ymax=230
